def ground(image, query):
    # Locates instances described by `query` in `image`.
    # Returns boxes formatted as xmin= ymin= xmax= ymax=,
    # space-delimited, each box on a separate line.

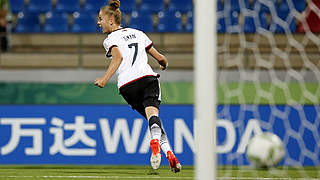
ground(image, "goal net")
xmin=216 ymin=0 xmax=320 ymax=179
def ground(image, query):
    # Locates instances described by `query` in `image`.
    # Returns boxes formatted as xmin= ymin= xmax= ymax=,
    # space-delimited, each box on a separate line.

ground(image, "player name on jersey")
xmin=123 ymin=34 xmax=136 ymax=41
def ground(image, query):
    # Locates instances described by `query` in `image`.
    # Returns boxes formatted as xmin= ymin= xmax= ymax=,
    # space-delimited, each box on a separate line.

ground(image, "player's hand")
xmin=160 ymin=63 xmax=167 ymax=71
xmin=94 ymin=77 xmax=107 ymax=88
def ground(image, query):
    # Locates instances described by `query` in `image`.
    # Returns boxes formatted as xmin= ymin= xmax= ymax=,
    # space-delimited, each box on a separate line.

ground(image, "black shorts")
xmin=119 ymin=75 xmax=161 ymax=118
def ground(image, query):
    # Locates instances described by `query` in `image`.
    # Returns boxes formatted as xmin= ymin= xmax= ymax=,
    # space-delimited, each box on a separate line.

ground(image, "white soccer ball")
xmin=246 ymin=132 xmax=285 ymax=167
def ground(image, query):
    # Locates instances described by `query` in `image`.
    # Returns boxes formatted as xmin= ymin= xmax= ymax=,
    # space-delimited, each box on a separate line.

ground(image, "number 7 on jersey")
xmin=128 ymin=43 xmax=138 ymax=66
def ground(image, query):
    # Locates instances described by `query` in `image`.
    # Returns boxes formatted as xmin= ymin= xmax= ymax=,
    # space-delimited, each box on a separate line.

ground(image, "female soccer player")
xmin=94 ymin=0 xmax=181 ymax=173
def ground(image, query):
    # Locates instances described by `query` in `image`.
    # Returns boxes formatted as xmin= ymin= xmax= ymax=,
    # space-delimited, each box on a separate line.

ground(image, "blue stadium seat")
xmin=254 ymin=0 xmax=277 ymax=13
xmin=277 ymin=7 xmax=290 ymax=20
xmin=270 ymin=19 xmax=296 ymax=33
xmin=140 ymin=0 xmax=165 ymax=12
xmin=184 ymin=16 xmax=193 ymax=32
xmin=225 ymin=0 xmax=240 ymax=12
xmin=15 ymin=12 xmax=41 ymax=33
xmin=244 ymin=0 xmax=256 ymax=10
xmin=157 ymin=10 xmax=182 ymax=32
xmin=83 ymin=0 xmax=106 ymax=13
xmin=27 ymin=0 xmax=52 ymax=13
xmin=56 ymin=0 xmax=80 ymax=13
xmin=259 ymin=12 xmax=269 ymax=30
xmin=262 ymin=9 xmax=295 ymax=33
xmin=169 ymin=0 xmax=193 ymax=12
xmin=183 ymin=11 xmax=193 ymax=32
xmin=274 ymin=10 xmax=296 ymax=33
xmin=44 ymin=12 xmax=69 ymax=33
xmin=217 ymin=16 xmax=226 ymax=33
xmin=119 ymin=0 xmax=137 ymax=13
xmin=243 ymin=16 xmax=256 ymax=33
xmin=121 ymin=14 xmax=126 ymax=27
xmin=217 ymin=0 xmax=224 ymax=12
xmin=278 ymin=0 xmax=290 ymax=14
xmin=72 ymin=12 xmax=97 ymax=33
xmin=129 ymin=10 xmax=154 ymax=32
xmin=292 ymin=0 xmax=306 ymax=12
xmin=226 ymin=10 xmax=240 ymax=33
xmin=9 ymin=0 xmax=25 ymax=14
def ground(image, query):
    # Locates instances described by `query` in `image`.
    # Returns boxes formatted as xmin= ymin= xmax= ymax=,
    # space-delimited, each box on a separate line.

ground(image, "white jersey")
xmin=103 ymin=28 xmax=158 ymax=89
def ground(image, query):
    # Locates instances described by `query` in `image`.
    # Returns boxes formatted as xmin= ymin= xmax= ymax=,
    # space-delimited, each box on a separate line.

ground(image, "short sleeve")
xmin=103 ymin=37 xmax=117 ymax=58
xmin=141 ymin=32 xmax=153 ymax=51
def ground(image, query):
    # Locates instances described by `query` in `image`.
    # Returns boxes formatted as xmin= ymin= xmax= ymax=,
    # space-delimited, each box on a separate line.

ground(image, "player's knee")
xmin=148 ymin=116 xmax=162 ymax=129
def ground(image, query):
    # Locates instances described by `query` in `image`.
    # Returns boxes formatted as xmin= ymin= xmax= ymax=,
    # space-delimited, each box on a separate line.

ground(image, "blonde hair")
xmin=100 ymin=0 xmax=122 ymax=25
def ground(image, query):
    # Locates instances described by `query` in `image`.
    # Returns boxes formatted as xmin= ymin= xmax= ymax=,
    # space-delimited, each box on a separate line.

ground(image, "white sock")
xmin=160 ymin=133 xmax=172 ymax=157
xmin=150 ymin=124 xmax=161 ymax=140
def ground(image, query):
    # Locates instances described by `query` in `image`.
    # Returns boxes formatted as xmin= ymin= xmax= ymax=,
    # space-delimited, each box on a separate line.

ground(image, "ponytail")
xmin=100 ymin=0 xmax=122 ymax=25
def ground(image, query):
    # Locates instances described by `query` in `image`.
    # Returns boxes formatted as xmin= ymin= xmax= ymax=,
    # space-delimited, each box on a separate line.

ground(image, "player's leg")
xmin=143 ymin=77 xmax=181 ymax=172
xmin=159 ymin=128 xmax=181 ymax=173
xmin=145 ymin=106 xmax=181 ymax=172
xmin=145 ymin=106 xmax=162 ymax=170
xmin=145 ymin=107 xmax=173 ymax=159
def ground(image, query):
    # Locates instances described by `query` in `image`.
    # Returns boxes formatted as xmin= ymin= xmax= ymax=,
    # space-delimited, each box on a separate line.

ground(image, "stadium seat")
xmin=56 ymin=0 xmax=80 ymax=13
xmin=292 ymin=0 xmax=306 ymax=12
xmin=254 ymin=0 xmax=277 ymax=13
xmin=128 ymin=10 xmax=154 ymax=32
xmin=139 ymin=0 xmax=165 ymax=12
xmin=119 ymin=0 xmax=137 ymax=13
xmin=27 ymin=0 xmax=52 ymax=14
xmin=44 ymin=12 xmax=69 ymax=33
xmin=157 ymin=10 xmax=182 ymax=32
xmin=15 ymin=12 xmax=41 ymax=33
xmin=217 ymin=16 xmax=226 ymax=33
xmin=277 ymin=8 xmax=290 ymax=20
xmin=72 ymin=12 xmax=97 ymax=33
xmin=270 ymin=19 xmax=296 ymax=33
xmin=278 ymin=0 xmax=290 ymax=14
xmin=245 ymin=0 xmax=256 ymax=10
xmin=121 ymin=14 xmax=126 ymax=27
xmin=183 ymin=11 xmax=193 ymax=32
xmin=9 ymin=0 xmax=25 ymax=14
xmin=269 ymin=10 xmax=296 ymax=33
xmin=169 ymin=0 xmax=193 ymax=12
xmin=259 ymin=12 xmax=269 ymax=30
xmin=83 ymin=0 xmax=106 ymax=13
xmin=243 ymin=16 xmax=256 ymax=33
xmin=224 ymin=0 xmax=240 ymax=12
xmin=226 ymin=10 xmax=240 ymax=33
xmin=184 ymin=16 xmax=193 ymax=32
xmin=217 ymin=0 xmax=224 ymax=12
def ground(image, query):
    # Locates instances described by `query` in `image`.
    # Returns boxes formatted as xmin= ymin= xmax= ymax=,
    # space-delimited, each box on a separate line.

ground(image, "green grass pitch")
xmin=0 ymin=165 xmax=319 ymax=180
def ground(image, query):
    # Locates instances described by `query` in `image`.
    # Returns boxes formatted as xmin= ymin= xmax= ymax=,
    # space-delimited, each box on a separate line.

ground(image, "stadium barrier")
xmin=1 ymin=33 xmax=319 ymax=69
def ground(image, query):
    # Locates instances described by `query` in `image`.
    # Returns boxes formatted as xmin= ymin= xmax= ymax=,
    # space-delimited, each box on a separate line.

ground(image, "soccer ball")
xmin=246 ymin=132 xmax=285 ymax=167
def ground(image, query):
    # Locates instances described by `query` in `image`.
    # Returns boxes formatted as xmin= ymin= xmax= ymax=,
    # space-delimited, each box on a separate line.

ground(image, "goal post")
xmin=194 ymin=0 xmax=217 ymax=180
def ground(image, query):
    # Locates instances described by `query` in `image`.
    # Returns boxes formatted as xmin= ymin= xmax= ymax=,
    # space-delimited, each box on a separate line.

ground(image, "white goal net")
xmin=216 ymin=0 xmax=320 ymax=179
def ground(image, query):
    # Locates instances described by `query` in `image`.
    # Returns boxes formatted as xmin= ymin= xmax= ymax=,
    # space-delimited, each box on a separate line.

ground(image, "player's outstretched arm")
xmin=95 ymin=47 xmax=123 ymax=88
xmin=147 ymin=47 xmax=168 ymax=70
